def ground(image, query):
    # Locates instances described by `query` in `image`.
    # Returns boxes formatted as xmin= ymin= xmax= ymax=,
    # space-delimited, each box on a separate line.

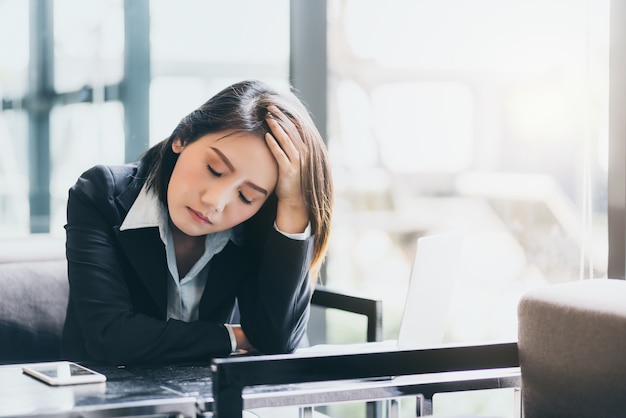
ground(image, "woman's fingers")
xmin=265 ymin=106 xmax=310 ymax=233
xmin=265 ymin=106 xmax=303 ymax=202
xmin=266 ymin=106 xmax=300 ymax=163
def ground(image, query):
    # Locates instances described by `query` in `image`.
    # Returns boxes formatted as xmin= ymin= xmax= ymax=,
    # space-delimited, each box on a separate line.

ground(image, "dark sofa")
xmin=0 ymin=235 xmax=68 ymax=364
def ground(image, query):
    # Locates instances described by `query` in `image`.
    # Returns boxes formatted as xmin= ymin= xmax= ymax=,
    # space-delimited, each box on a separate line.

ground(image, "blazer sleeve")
xmin=236 ymin=229 xmax=314 ymax=354
xmin=64 ymin=165 xmax=233 ymax=365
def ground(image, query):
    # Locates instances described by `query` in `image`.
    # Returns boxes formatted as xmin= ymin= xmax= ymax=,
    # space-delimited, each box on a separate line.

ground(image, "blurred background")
xmin=0 ymin=0 xmax=618 ymax=416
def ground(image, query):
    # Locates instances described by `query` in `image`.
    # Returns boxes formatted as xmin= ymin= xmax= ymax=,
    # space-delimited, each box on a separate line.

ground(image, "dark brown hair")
xmin=140 ymin=80 xmax=333 ymax=280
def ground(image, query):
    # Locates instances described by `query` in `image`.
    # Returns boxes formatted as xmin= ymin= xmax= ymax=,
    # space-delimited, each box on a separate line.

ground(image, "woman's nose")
xmin=201 ymin=185 xmax=229 ymax=213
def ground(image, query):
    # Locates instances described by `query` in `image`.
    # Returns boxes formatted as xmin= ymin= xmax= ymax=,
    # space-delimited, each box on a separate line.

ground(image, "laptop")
xmin=396 ymin=231 xmax=465 ymax=349
xmin=298 ymin=231 xmax=465 ymax=353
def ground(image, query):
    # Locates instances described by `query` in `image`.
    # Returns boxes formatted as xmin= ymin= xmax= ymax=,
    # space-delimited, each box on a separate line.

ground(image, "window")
xmin=149 ymin=0 xmax=291 ymax=146
xmin=326 ymin=0 xmax=610 ymax=346
xmin=0 ymin=0 xmax=290 ymax=236
xmin=0 ymin=0 xmax=29 ymax=236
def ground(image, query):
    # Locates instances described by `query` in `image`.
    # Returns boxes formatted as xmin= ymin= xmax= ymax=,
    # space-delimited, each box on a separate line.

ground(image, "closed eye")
xmin=207 ymin=165 xmax=222 ymax=177
xmin=239 ymin=192 xmax=252 ymax=205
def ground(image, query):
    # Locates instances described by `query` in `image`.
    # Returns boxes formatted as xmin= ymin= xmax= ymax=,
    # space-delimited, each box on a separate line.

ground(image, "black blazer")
xmin=62 ymin=163 xmax=313 ymax=365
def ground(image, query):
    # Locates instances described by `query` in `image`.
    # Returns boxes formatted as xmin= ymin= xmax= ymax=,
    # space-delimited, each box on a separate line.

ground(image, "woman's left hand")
xmin=265 ymin=105 xmax=309 ymax=234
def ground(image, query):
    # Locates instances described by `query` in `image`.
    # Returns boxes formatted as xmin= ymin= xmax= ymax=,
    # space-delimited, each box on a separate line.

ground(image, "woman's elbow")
xmin=250 ymin=316 xmax=308 ymax=354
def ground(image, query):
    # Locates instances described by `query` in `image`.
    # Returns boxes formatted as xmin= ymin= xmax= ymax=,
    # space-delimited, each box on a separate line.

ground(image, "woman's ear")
xmin=171 ymin=137 xmax=184 ymax=154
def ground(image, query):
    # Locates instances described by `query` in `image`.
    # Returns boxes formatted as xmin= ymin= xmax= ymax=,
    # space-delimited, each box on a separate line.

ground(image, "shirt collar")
xmin=119 ymin=185 xmax=161 ymax=231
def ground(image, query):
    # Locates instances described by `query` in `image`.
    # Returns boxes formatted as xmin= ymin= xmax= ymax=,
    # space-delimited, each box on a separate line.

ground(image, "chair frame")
xmin=311 ymin=285 xmax=383 ymax=343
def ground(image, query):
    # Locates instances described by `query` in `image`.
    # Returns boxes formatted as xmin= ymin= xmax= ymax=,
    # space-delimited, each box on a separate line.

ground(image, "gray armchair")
xmin=518 ymin=278 xmax=626 ymax=418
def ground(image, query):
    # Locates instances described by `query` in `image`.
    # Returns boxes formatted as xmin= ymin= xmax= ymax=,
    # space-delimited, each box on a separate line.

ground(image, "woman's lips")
xmin=188 ymin=207 xmax=212 ymax=224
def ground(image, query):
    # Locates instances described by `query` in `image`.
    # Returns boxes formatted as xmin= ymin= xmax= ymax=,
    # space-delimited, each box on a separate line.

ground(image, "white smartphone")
xmin=22 ymin=361 xmax=106 ymax=386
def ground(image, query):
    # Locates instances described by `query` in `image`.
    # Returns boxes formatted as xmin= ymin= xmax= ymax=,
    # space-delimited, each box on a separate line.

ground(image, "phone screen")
xmin=23 ymin=362 xmax=106 ymax=385
xmin=34 ymin=363 xmax=92 ymax=378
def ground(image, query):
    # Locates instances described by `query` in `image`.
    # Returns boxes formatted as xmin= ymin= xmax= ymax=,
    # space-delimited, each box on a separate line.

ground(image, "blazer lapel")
xmin=116 ymin=227 xmax=168 ymax=316
xmin=199 ymin=242 xmax=245 ymax=319
xmin=109 ymin=165 xmax=168 ymax=317
xmin=113 ymin=173 xmax=168 ymax=317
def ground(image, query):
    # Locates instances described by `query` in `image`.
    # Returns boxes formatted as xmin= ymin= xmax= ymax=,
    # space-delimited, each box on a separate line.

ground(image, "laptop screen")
xmin=396 ymin=232 xmax=465 ymax=349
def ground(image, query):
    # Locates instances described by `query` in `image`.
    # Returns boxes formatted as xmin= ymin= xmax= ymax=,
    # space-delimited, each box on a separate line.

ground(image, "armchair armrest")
xmin=312 ymin=285 xmax=383 ymax=342
xmin=211 ymin=341 xmax=519 ymax=417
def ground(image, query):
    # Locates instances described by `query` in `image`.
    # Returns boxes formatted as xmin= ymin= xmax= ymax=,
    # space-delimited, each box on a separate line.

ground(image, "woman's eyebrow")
xmin=245 ymin=181 xmax=269 ymax=196
xmin=211 ymin=147 xmax=235 ymax=172
xmin=211 ymin=146 xmax=269 ymax=196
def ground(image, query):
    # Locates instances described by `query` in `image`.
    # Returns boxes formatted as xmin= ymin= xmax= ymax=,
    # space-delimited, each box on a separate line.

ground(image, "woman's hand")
xmin=231 ymin=324 xmax=257 ymax=354
xmin=265 ymin=105 xmax=309 ymax=234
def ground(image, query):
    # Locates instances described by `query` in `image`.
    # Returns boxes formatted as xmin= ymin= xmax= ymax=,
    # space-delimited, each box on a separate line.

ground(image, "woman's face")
xmin=167 ymin=130 xmax=278 ymax=236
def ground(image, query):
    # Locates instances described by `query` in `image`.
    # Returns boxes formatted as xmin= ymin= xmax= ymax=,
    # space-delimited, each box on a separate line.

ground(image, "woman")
xmin=62 ymin=80 xmax=333 ymax=365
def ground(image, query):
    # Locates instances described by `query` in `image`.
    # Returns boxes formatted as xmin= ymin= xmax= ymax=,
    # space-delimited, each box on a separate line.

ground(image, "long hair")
xmin=140 ymin=80 xmax=333 ymax=282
